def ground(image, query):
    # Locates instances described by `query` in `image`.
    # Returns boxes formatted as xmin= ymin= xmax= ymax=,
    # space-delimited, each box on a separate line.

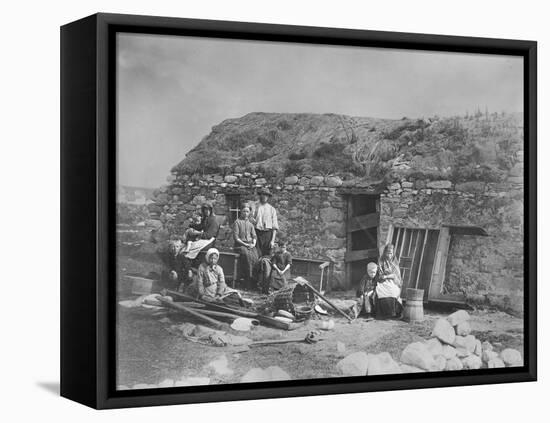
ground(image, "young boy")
xmin=355 ymin=262 xmax=381 ymax=317
xmin=269 ymin=240 xmax=292 ymax=292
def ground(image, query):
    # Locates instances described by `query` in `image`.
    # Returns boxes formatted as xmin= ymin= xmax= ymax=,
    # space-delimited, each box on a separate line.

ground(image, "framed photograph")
xmin=61 ymin=13 xmax=536 ymax=409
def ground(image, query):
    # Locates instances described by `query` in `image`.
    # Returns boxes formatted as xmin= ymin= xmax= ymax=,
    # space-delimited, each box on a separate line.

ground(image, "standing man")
xmin=251 ymin=187 xmax=278 ymax=257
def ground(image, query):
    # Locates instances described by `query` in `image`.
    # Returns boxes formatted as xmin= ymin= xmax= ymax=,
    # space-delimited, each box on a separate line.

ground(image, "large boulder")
xmin=462 ymin=355 xmax=482 ymax=370
xmin=366 ymin=352 xmax=401 ymax=376
xmin=425 ymin=338 xmax=443 ymax=357
xmin=482 ymin=350 xmax=499 ymax=363
xmin=455 ymin=321 xmax=472 ymax=336
xmin=445 ymin=356 xmax=464 ymax=371
xmin=400 ymin=364 xmax=426 ymax=373
xmin=500 ymin=349 xmax=523 ymax=367
xmin=401 ymin=342 xmax=438 ymax=371
xmin=265 ymin=366 xmax=291 ymax=381
xmin=453 ymin=335 xmax=477 ymax=354
xmin=488 ymin=358 xmax=506 ymax=369
xmin=241 ymin=368 xmax=269 ymax=383
xmin=441 ymin=345 xmax=458 ymax=359
xmin=432 ymin=319 xmax=456 ymax=345
xmin=336 ymin=352 xmax=369 ymax=376
xmin=434 ymin=355 xmax=447 ymax=371
xmin=448 ymin=310 xmax=470 ymax=327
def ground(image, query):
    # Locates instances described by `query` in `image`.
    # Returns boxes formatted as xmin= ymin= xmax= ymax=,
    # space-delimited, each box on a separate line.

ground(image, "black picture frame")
xmin=60 ymin=12 xmax=537 ymax=409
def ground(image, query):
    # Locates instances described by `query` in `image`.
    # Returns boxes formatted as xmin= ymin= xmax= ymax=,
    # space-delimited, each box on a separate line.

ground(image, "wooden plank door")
xmin=427 ymin=227 xmax=464 ymax=302
xmin=345 ymin=195 xmax=380 ymax=288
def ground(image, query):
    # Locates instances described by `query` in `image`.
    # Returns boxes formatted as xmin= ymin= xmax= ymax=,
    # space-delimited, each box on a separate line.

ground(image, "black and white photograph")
xmin=114 ymin=31 xmax=526 ymax=390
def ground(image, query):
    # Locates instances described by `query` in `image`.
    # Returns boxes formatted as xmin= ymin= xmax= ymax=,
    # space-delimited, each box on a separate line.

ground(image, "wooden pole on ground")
xmin=157 ymin=298 xmax=226 ymax=329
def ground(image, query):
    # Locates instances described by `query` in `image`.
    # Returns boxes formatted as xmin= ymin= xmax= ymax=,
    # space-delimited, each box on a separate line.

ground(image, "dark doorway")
xmin=345 ymin=194 xmax=380 ymax=288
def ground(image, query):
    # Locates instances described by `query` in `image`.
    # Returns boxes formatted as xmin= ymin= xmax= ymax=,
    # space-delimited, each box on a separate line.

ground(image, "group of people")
xmin=167 ymin=188 xmax=403 ymax=319
xmin=168 ymin=187 xmax=289 ymax=301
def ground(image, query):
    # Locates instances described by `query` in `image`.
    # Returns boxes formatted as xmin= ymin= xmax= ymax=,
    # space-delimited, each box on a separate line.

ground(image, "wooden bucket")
xmin=403 ymin=288 xmax=424 ymax=322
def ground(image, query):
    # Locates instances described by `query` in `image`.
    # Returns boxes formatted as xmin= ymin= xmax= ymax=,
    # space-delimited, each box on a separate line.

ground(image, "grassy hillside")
xmin=172 ymin=111 xmax=523 ymax=183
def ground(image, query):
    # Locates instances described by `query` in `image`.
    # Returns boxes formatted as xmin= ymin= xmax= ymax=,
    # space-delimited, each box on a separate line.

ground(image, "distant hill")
xmin=172 ymin=111 xmax=523 ymax=183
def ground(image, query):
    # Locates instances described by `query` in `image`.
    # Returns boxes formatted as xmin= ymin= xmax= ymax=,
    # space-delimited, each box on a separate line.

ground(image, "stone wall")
xmin=148 ymin=173 xmax=350 ymax=288
xmin=149 ymin=158 xmax=524 ymax=314
xmin=379 ymin=176 xmax=524 ymax=315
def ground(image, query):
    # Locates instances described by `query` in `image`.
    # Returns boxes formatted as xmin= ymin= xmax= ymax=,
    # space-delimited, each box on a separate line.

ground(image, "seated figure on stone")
xmin=355 ymin=261 xmax=381 ymax=317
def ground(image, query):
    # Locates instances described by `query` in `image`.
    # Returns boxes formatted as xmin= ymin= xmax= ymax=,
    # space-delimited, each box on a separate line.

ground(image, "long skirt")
xmin=234 ymin=245 xmax=259 ymax=288
xmin=375 ymin=297 xmax=403 ymax=319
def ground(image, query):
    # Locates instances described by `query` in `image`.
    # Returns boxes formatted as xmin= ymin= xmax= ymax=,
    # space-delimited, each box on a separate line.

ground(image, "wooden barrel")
xmin=403 ymin=288 xmax=424 ymax=322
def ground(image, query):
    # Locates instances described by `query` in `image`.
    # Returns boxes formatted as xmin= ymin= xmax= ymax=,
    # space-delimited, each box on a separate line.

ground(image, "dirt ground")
xmin=116 ymin=292 xmax=524 ymax=388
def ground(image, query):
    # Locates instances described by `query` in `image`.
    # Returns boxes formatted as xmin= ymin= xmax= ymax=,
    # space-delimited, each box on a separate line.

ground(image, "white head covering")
xmin=205 ymin=248 xmax=220 ymax=262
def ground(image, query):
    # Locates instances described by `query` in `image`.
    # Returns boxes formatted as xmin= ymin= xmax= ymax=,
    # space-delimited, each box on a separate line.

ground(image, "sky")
xmin=117 ymin=33 xmax=523 ymax=188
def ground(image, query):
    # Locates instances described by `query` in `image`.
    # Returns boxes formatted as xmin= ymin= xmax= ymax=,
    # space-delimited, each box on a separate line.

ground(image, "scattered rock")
xmin=367 ymin=352 xmax=401 ymax=375
xmin=453 ymin=335 xmax=477 ymax=354
xmin=265 ymin=366 xmax=291 ymax=381
xmin=455 ymin=321 xmax=472 ymax=336
xmin=432 ymin=319 xmax=456 ymax=345
xmin=482 ymin=350 xmax=499 ymax=363
xmin=241 ymin=366 xmax=291 ymax=383
xmin=434 ymin=355 xmax=447 ymax=371
xmin=441 ymin=345 xmax=457 ymax=359
xmin=425 ymin=338 xmax=443 ymax=357
xmin=447 ymin=310 xmax=470 ymax=327
xmin=400 ymin=364 xmax=426 ymax=373
xmin=488 ymin=358 xmax=506 ymax=369
xmin=445 ymin=357 xmax=464 ymax=371
xmin=401 ymin=342 xmax=438 ymax=371
xmin=174 ymin=377 xmax=210 ymax=387
xmin=500 ymin=349 xmax=523 ymax=367
xmin=461 ymin=355 xmax=482 ymax=370
xmin=336 ymin=352 xmax=369 ymax=376
xmin=206 ymin=355 xmax=233 ymax=376
xmin=157 ymin=379 xmax=174 ymax=388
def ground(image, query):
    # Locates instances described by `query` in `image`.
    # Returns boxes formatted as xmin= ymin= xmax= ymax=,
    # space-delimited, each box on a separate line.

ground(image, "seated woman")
xmin=232 ymin=204 xmax=259 ymax=290
xmin=375 ymin=243 xmax=403 ymax=319
xmin=177 ymin=203 xmax=219 ymax=286
xmin=187 ymin=248 xmax=234 ymax=301
xmin=269 ymin=240 xmax=292 ymax=292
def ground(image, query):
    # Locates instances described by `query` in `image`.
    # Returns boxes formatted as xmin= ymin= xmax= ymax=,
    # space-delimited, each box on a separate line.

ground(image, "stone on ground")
xmin=448 ymin=310 xmax=470 ymax=327
xmin=336 ymin=341 xmax=346 ymax=357
xmin=488 ymin=358 xmax=506 ymax=369
xmin=461 ymin=355 xmax=482 ymax=370
xmin=425 ymin=338 xmax=443 ymax=357
xmin=241 ymin=368 xmax=269 ymax=383
xmin=432 ymin=319 xmax=456 ymax=345
xmin=401 ymin=342 xmax=438 ymax=371
xmin=445 ymin=356 xmax=464 ymax=371
xmin=434 ymin=355 xmax=447 ymax=371
xmin=453 ymin=335 xmax=477 ymax=353
xmin=206 ymin=355 xmax=233 ymax=376
xmin=500 ymin=348 xmax=523 ymax=367
xmin=174 ymin=377 xmax=210 ymax=387
xmin=265 ymin=366 xmax=291 ymax=381
xmin=441 ymin=345 xmax=457 ymax=359
xmin=455 ymin=321 xmax=472 ymax=336
xmin=336 ymin=352 xmax=369 ymax=376
xmin=400 ymin=364 xmax=427 ymax=373
xmin=366 ymin=352 xmax=401 ymax=375
xmin=482 ymin=350 xmax=499 ymax=363
xmin=157 ymin=379 xmax=174 ymax=388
